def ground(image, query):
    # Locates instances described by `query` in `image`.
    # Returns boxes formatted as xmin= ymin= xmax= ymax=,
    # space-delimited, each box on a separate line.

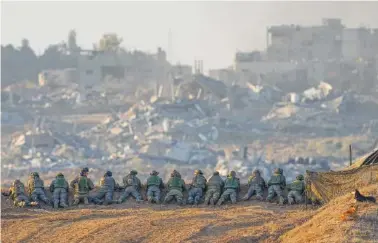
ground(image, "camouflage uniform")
xmin=217 ymin=171 xmax=240 ymax=205
xmin=187 ymin=170 xmax=207 ymax=205
xmin=70 ymin=168 xmax=95 ymax=205
xmin=242 ymin=170 xmax=266 ymax=201
xmin=287 ymin=175 xmax=305 ymax=205
xmin=163 ymin=171 xmax=186 ymax=205
xmin=204 ymin=171 xmax=224 ymax=205
xmin=27 ymin=172 xmax=50 ymax=204
xmin=92 ymin=171 xmax=118 ymax=205
xmin=9 ymin=180 xmax=33 ymax=207
xmin=146 ymin=170 xmax=164 ymax=203
xmin=118 ymin=170 xmax=142 ymax=203
xmin=49 ymin=173 xmax=69 ymax=208
xmin=266 ymin=168 xmax=286 ymax=205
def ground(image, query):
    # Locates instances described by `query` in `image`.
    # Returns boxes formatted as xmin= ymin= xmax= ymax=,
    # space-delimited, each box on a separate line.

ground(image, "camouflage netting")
xmin=306 ymin=150 xmax=378 ymax=203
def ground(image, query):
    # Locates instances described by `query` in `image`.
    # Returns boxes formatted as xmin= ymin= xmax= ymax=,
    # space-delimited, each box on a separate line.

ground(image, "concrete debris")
xmin=1 ymin=63 xmax=377 ymax=186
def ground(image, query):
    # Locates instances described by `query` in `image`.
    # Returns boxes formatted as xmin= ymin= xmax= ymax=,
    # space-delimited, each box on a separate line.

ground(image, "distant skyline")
xmin=2 ymin=1 xmax=378 ymax=71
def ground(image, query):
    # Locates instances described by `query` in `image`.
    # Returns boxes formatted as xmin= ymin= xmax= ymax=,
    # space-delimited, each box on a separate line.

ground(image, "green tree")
xmin=97 ymin=33 xmax=123 ymax=52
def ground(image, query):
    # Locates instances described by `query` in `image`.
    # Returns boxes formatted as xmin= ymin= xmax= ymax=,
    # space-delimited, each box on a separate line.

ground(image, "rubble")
xmin=1 ymin=67 xmax=377 ymax=187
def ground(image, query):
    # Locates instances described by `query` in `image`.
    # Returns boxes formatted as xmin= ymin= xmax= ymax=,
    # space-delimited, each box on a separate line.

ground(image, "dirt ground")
xmin=1 ymin=199 xmax=315 ymax=243
xmin=281 ymin=184 xmax=378 ymax=243
xmin=2 ymin=185 xmax=378 ymax=242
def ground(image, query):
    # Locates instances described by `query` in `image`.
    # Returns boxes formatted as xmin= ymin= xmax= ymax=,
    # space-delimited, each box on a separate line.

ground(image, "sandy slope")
xmin=281 ymin=184 xmax=378 ymax=243
xmin=1 ymin=200 xmax=314 ymax=243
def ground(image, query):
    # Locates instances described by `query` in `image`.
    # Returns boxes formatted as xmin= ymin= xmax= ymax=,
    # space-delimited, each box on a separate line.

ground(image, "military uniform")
xmin=146 ymin=170 xmax=164 ymax=203
xmin=9 ymin=180 xmax=33 ymax=207
xmin=92 ymin=171 xmax=118 ymax=205
xmin=287 ymin=175 xmax=305 ymax=205
xmin=49 ymin=173 xmax=69 ymax=208
xmin=163 ymin=171 xmax=186 ymax=205
xmin=27 ymin=172 xmax=50 ymax=204
xmin=217 ymin=171 xmax=240 ymax=205
xmin=70 ymin=168 xmax=95 ymax=205
xmin=242 ymin=170 xmax=266 ymax=201
xmin=266 ymin=168 xmax=286 ymax=204
xmin=204 ymin=171 xmax=224 ymax=205
xmin=118 ymin=170 xmax=142 ymax=203
xmin=187 ymin=170 xmax=207 ymax=205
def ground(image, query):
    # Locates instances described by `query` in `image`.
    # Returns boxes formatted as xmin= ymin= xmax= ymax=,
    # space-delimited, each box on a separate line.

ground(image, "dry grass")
xmin=281 ymin=184 xmax=378 ymax=243
xmin=1 ymin=200 xmax=314 ymax=243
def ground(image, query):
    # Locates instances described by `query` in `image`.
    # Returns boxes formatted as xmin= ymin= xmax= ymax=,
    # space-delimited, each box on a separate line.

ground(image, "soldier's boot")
xmin=136 ymin=198 xmax=143 ymax=203
xmin=72 ymin=199 xmax=80 ymax=206
xmin=54 ymin=201 xmax=59 ymax=209
xmin=84 ymin=197 xmax=89 ymax=205
xmin=194 ymin=196 xmax=200 ymax=206
xmin=209 ymin=198 xmax=215 ymax=206
xmin=60 ymin=202 xmax=68 ymax=208
xmin=155 ymin=197 xmax=160 ymax=204
xmin=216 ymin=199 xmax=224 ymax=206
xmin=256 ymin=195 xmax=263 ymax=201
xmin=103 ymin=200 xmax=109 ymax=206
xmin=147 ymin=197 xmax=153 ymax=203
xmin=203 ymin=198 xmax=209 ymax=205
xmin=279 ymin=196 xmax=285 ymax=205
xmin=242 ymin=196 xmax=249 ymax=201
xmin=177 ymin=199 xmax=184 ymax=206
xmin=288 ymin=197 xmax=294 ymax=205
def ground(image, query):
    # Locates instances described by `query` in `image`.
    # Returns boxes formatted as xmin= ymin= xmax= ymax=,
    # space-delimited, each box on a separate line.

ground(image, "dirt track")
xmin=1 ymin=200 xmax=314 ymax=243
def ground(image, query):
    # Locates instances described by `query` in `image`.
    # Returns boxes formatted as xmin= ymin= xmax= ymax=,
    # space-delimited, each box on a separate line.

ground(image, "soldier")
xmin=27 ymin=172 xmax=50 ymax=205
xmin=146 ymin=170 xmax=164 ymax=203
xmin=49 ymin=173 xmax=69 ymax=208
xmin=8 ymin=180 xmax=37 ymax=207
xmin=187 ymin=169 xmax=207 ymax=205
xmin=70 ymin=167 xmax=95 ymax=206
xmin=163 ymin=170 xmax=186 ymax=205
xmin=242 ymin=169 xmax=266 ymax=201
xmin=266 ymin=168 xmax=286 ymax=205
xmin=217 ymin=171 xmax=240 ymax=206
xmin=118 ymin=170 xmax=143 ymax=203
xmin=92 ymin=171 xmax=118 ymax=205
xmin=204 ymin=171 xmax=224 ymax=206
xmin=287 ymin=174 xmax=305 ymax=205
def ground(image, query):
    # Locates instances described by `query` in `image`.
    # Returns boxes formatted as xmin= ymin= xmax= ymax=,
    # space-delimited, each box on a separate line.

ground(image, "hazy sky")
xmin=2 ymin=1 xmax=378 ymax=70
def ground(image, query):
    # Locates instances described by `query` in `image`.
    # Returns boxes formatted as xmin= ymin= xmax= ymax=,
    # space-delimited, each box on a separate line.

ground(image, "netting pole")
xmin=349 ymin=144 xmax=352 ymax=166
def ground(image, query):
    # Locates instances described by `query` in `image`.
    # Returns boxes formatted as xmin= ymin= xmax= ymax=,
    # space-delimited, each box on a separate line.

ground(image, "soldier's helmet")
xmin=106 ymin=171 xmax=112 ymax=177
xmin=171 ymin=170 xmax=179 ymax=177
xmin=150 ymin=170 xmax=159 ymax=176
xmin=252 ymin=169 xmax=261 ymax=176
xmin=56 ymin=173 xmax=64 ymax=178
xmin=33 ymin=172 xmax=40 ymax=177
xmin=194 ymin=169 xmax=203 ymax=175
xmin=279 ymin=168 xmax=284 ymax=175
xmin=296 ymin=174 xmax=304 ymax=180
xmin=213 ymin=171 xmax=220 ymax=176
xmin=229 ymin=171 xmax=236 ymax=177
xmin=82 ymin=167 xmax=89 ymax=173
xmin=80 ymin=168 xmax=88 ymax=176
xmin=12 ymin=179 xmax=21 ymax=186
xmin=130 ymin=170 xmax=138 ymax=175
